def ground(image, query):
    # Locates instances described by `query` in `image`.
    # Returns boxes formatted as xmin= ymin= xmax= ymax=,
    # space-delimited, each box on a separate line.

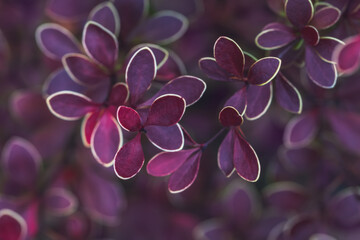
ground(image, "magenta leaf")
xmin=91 ymin=111 xmax=123 ymax=167
xmin=81 ymin=111 xmax=100 ymax=147
xmin=145 ymin=95 xmax=186 ymax=127
xmin=0 ymin=209 xmax=27 ymax=240
xmin=140 ymin=76 xmax=206 ymax=107
xmin=89 ymin=2 xmax=120 ymax=36
xmin=132 ymin=11 xmax=188 ymax=45
xmin=218 ymin=131 xmax=235 ymax=177
xmin=233 ymin=130 xmax=260 ymax=182
xmin=168 ymin=150 xmax=201 ymax=193
xmin=245 ymin=83 xmax=273 ymax=120
xmin=44 ymin=68 xmax=84 ymax=96
xmin=63 ymin=53 xmax=108 ymax=86
xmin=45 ymin=187 xmax=78 ymax=216
xmin=285 ymin=0 xmax=314 ymax=28
xmin=219 ymin=106 xmax=243 ymax=127
xmin=114 ymin=133 xmax=144 ymax=179
xmin=314 ymin=37 xmax=344 ymax=63
xmin=117 ymin=106 xmax=142 ymax=132
xmin=199 ymin=57 xmax=230 ymax=81
xmin=224 ymin=87 xmax=247 ymax=115
xmin=284 ymin=111 xmax=318 ymax=148
xmin=82 ymin=21 xmax=118 ymax=69
xmin=147 ymin=148 xmax=198 ymax=176
xmin=2 ymin=137 xmax=41 ymax=188
xmin=301 ymin=25 xmax=319 ymax=46
xmin=145 ymin=124 xmax=184 ymax=151
xmin=126 ymin=47 xmax=156 ymax=104
xmin=247 ymin=57 xmax=281 ymax=86
xmin=36 ymin=23 xmax=81 ymax=60
xmin=311 ymin=5 xmax=341 ymax=30
xmin=107 ymin=82 xmax=129 ymax=106
xmin=333 ymin=35 xmax=360 ymax=75
xmin=274 ymin=73 xmax=302 ymax=114
xmin=47 ymin=91 xmax=98 ymax=120
xmin=255 ymin=24 xmax=296 ymax=50
xmin=214 ymin=36 xmax=245 ymax=77
xmin=305 ymin=47 xmax=337 ymax=88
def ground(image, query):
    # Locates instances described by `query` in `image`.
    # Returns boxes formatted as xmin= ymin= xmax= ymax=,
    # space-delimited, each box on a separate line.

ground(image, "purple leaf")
xmin=145 ymin=124 xmax=184 ymax=151
xmin=89 ymin=2 xmax=120 ymax=36
xmin=333 ymin=35 xmax=360 ymax=75
xmin=117 ymin=106 xmax=142 ymax=132
xmin=214 ymin=36 xmax=245 ymax=77
xmin=36 ymin=23 xmax=81 ymax=60
xmin=63 ymin=53 xmax=108 ymax=86
xmin=81 ymin=111 xmax=100 ymax=147
xmin=311 ymin=5 xmax=341 ymax=30
xmin=305 ymin=47 xmax=337 ymax=88
xmin=0 ymin=209 xmax=27 ymax=240
xmin=284 ymin=111 xmax=318 ymax=148
xmin=199 ymin=57 xmax=230 ymax=81
xmin=157 ymin=50 xmax=186 ymax=81
xmin=45 ymin=187 xmax=78 ymax=216
xmin=218 ymin=131 xmax=235 ymax=177
xmin=131 ymin=10 xmax=188 ymax=44
xmin=168 ymin=150 xmax=201 ymax=193
xmin=267 ymin=0 xmax=286 ymax=15
xmin=107 ymin=82 xmax=129 ymax=106
xmin=147 ymin=148 xmax=198 ymax=176
xmin=82 ymin=21 xmax=118 ymax=69
xmin=44 ymin=68 xmax=84 ymax=96
xmin=224 ymin=87 xmax=247 ymax=115
xmin=247 ymin=57 xmax=281 ymax=86
xmin=126 ymin=47 xmax=156 ymax=104
xmin=285 ymin=0 xmax=314 ymax=28
xmin=245 ymin=83 xmax=273 ymax=120
xmin=233 ymin=130 xmax=260 ymax=182
xmin=129 ymin=44 xmax=169 ymax=68
xmin=91 ymin=111 xmax=123 ymax=167
xmin=46 ymin=0 xmax=95 ymax=22
xmin=114 ymin=133 xmax=144 ymax=179
xmin=140 ymin=76 xmax=206 ymax=107
xmin=145 ymin=95 xmax=186 ymax=127
xmin=2 ymin=137 xmax=41 ymax=188
xmin=326 ymin=109 xmax=360 ymax=154
xmin=255 ymin=25 xmax=296 ymax=50
xmin=219 ymin=106 xmax=243 ymax=127
xmin=301 ymin=25 xmax=319 ymax=46
xmin=314 ymin=37 xmax=344 ymax=63
xmin=47 ymin=91 xmax=99 ymax=120
xmin=274 ymin=73 xmax=302 ymax=114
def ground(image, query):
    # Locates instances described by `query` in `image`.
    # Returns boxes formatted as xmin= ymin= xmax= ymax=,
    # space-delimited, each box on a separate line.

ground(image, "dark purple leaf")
xmin=45 ymin=187 xmax=78 ymax=216
xmin=129 ymin=44 xmax=169 ymax=68
xmin=218 ymin=131 xmax=235 ymax=177
xmin=91 ymin=111 xmax=122 ymax=166
xmin=89 ymin=2 xmax=120 ymax=36
xmin=36 ymin=23 xmax=81 ymax=60
xmin=275 ymin=73 xmax=302 ymax=114
xmin=131 ymin=11 xmax=188 ymax=44
xmin=107 ymin=82 xmax=129 ymax=106
xmin=0 ymin=209 xmax=27 ymax=240
xmin=140 ymin=76 xmax=206 ymax=107
xmin=233 ymin=130 xmax=260 ymax=182
xmin=117 ymin=106 xmax=142 ymax=132
xmin=147 ymin=148 xmax=198 ymax=176
xmin=247 ymin=57 xmax=281 ymax=85
xmin=168 ymin=150 xmax=201 ymax=193
xmin=314 ymin=37 xmax=344 ymax=63
xmin=145 ymin=124 xmax=184 ymax=151
xmin=46 ymin=0 xmax=95 ymax=21
xmin=82 ymin=21 xmax=118 ymax=69
xmin=311 ymin=5 xmax=341 ymax=30
xmin=44 ymin=68 xmax=84 ymax=96
xmin=145 ymin=95 xmax=185 ymax=127
xmin=199 ymin=57 xmax=230 ymax=81
xmin=81 ymin=111 xmax=100 ymax=147
xmin=285 ymin=0 xmax=314 ymax=28
xmin=301 ymin=25 xmax=319 ymax=46
xmin=114 ymin=133 xmax=144 ymax=179
xmin=47 ymin=91 xmax=99 ymax=120
xmin=219 ymin=106 xmax=243 ymax=127
xmin=224 ymin=87 xmax=247 ymax=115
xmin=126 ymin=47 xmax=156 ymax=104
xmin=284 ymin=110 xmax=318 ymax=148
xmin=63 ymin=53 xmax=108 ymax=86
xmin=333 ymin=35 xmax=360 ymax=75
xmin=157 ymin=50 xmax=186 ymax=81
xmin=267 ymin=0 xmax=285 ymax=15
xmin=214 ymin=36 xmax=245 ymax=77
xmin=305 ymin=47 xmax=337 ymax=88
xmin=245 ymin=83 xmax=273 ymax=120
xmin=255 ymin=25 xmax=296 ymax=50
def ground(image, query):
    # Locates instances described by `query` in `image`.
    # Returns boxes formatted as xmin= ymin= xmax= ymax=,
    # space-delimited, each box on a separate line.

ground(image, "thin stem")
xmin=202 ymin=128 xmax=225 ymax=150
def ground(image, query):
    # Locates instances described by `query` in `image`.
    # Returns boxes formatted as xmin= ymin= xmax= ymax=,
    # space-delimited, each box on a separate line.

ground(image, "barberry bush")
xmin=1 ymin=0 xmax=360 ymax=239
